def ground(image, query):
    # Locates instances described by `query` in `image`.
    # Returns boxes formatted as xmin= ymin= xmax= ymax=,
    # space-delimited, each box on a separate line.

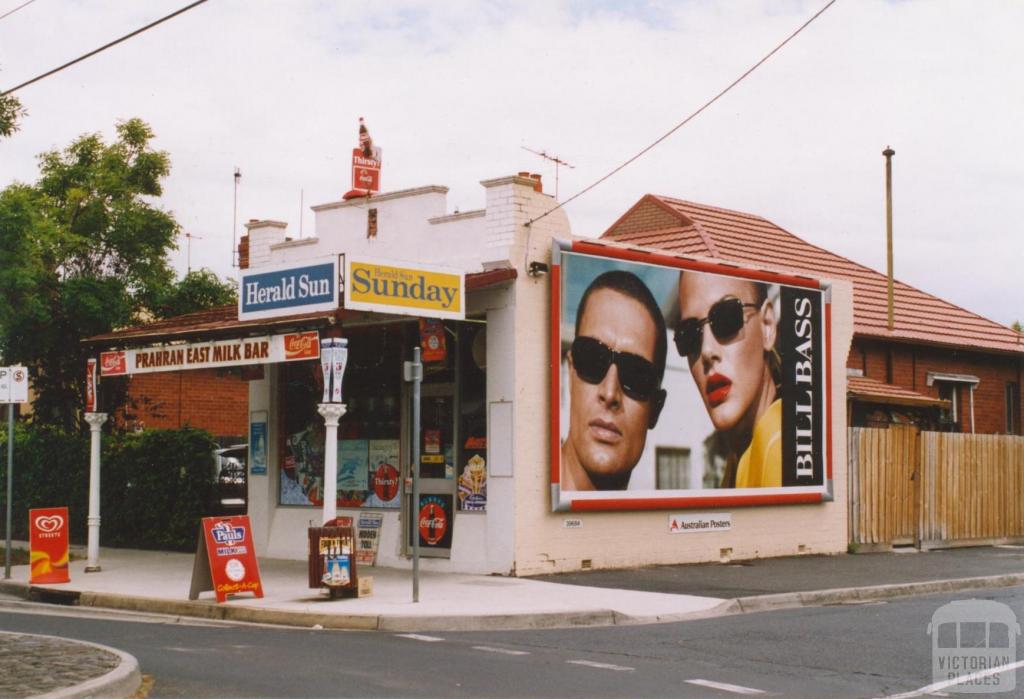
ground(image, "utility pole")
xmin=883 ymin=146 xmax=895 ymax=332
xmin=521 ymin=147 xmax=575 ymax=201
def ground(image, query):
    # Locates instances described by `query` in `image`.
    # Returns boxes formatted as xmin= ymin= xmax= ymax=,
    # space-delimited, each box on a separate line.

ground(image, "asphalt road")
xmin=2 ymin=587 xmax=1023 ymax=698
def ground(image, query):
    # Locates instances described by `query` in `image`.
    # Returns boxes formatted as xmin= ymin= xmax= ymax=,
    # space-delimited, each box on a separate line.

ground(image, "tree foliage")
xmin=154 ymin=268 xmax=237 ymax=319
xmin=0 ymin=119 xmax=185 ymax=428
xmin=0 ymin=92 xmax=24 ymax=138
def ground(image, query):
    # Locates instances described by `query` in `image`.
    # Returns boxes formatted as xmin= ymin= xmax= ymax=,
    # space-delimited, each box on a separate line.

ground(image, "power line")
xmin=526 ymin=0 xmax=838 ymax=227
xmin=0 ymin=0 xmax=208 ymax=96
xmin=0 ymin=0 xmax=37 ymax=23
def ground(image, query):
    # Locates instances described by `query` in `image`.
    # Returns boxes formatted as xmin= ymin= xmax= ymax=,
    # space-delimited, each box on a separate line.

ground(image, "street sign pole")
xmin=5 ymin=402 xmax=13 ymax=579
xmin=404 ymin=347 xmax=422 ymax=603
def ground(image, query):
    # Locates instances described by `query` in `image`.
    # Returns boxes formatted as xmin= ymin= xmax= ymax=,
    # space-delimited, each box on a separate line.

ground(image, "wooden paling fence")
xmin=849 ymin=427 xmax=1024 ymax=548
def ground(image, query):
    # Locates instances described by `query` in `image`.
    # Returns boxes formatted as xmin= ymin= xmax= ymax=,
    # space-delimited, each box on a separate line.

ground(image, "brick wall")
xmin=120 ymin=369 xmax=248 ymax=441
xmin=850 ymin=338 xmax=1024 ymax=434
xmin=605 ymin=199 xmax=680 ymax=237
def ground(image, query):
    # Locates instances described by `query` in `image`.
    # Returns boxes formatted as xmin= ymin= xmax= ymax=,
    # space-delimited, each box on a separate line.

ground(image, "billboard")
xmin=551 ymin=240 xmax=833 ymax=511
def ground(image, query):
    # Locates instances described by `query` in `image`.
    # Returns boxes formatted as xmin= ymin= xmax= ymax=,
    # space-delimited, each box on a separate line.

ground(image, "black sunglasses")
xmin=570 ymin=335 xmax=661 ymax=402
xmin=674 ymin=297 xmax=760 ymax=358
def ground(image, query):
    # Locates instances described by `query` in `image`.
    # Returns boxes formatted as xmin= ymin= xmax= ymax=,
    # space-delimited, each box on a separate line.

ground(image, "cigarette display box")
xmin=307 ymin=518 xmax=359 ymax=599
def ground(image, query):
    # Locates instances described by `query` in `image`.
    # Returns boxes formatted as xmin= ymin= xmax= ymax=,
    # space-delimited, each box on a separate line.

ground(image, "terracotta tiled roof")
xmin=603 ymin=195 xmax=1024 ymax=355
xmin=847 ymin=375 xmax=950 ymax=408
xmin=83 ymin=305 xmax=343 ymax=346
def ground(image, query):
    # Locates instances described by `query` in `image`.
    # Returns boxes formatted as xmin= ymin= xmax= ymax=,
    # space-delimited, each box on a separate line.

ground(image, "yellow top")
xmin=735 ymin=399 xmax=782 ymax=488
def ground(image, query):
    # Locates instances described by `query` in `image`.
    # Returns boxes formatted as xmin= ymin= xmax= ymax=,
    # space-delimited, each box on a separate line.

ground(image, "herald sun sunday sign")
xmin=344 ymin=256 xmax=464 ymax=320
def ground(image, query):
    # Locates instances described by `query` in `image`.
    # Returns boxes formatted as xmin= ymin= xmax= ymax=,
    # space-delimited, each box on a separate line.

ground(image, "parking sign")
xmin=0 ymin=366 xmax=28 ymax=404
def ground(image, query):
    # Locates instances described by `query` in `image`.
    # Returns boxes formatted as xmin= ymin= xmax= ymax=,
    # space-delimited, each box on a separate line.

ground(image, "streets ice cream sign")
xmin=344 ymin=256 xmax=464 ymax=320
xmin=239 ymin=257 xmax=339 ymax=321
xmin=99 ymin=331 xmax=319 ymax=376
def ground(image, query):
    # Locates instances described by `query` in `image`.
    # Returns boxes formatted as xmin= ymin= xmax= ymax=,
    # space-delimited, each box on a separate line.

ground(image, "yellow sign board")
xmin=344 ymin=257 xmax=464 ymax=320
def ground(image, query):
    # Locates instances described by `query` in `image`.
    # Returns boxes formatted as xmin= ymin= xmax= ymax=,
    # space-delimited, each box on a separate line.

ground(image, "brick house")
xmin=601 ymin=195 xmax=1024 ymax=435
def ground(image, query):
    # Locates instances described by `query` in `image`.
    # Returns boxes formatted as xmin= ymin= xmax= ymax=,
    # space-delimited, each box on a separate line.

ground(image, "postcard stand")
xmin=307 ymin=518 xmax=358 ymax=599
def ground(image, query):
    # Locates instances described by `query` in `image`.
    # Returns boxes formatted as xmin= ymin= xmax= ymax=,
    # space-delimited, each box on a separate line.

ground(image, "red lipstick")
xmin=706 ymin=373 xmax=732 ymax=408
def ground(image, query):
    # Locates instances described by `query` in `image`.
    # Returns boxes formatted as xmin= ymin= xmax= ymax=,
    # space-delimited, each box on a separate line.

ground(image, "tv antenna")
xmin=231 ymin=167 xmax=241 ymax=267
xmin=521 ymin=147 xmax=574 ymax=201
xmin=183 ymin=231 xmax=204 ymax=274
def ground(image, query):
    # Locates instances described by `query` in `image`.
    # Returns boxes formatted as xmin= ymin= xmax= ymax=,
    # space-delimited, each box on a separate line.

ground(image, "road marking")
xmin=472 ymin=645 xmax=530 ymax=656
xmin=875 ymin=659 xmax=1024 ymax=699
xmin=395 ymin=633 xmax=444 ymax=642
xmin=685 ymin=678 xmax=766 ymax=695
xmin=567 ymin=660 xmax=634 ymax=672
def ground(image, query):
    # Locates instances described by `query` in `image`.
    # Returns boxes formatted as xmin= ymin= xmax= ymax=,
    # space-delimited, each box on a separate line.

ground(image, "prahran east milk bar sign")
xmin=344 ymin=256 xmax=464 ymax=320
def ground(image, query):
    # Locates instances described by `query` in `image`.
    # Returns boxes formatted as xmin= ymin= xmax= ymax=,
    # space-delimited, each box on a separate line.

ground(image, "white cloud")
xmin=1 ymin=0 xmax=1021 ymax=325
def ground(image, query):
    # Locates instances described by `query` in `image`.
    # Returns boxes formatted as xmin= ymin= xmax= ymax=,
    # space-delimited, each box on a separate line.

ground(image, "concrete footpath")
xmin=2 ymin=545 xmax=1024 ymax=698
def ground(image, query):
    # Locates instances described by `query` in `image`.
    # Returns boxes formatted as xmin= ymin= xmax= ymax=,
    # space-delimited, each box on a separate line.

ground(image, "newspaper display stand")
xmin=307 ymin=518 xmax=358 ymax=599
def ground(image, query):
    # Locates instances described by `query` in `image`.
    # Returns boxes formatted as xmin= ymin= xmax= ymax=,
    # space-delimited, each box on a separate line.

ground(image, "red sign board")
xmin=351 ymin=148 xmax=381 ymax=194
xmin=30 ymin=507 xmax=70 ymax=584
xmin=85 ymin=358 xmax=97 ymax=412
xmin=195 ymin=516 xmax=264 ymax=603
xmin=283 ymin=331 xmax=320 ymax=361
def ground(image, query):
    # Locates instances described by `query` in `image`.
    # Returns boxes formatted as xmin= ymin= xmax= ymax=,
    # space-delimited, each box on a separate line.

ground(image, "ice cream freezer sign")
xmin=344 ymin=256 xmax=464 ymax=320
xmin=239 ymin=257 xmax=339 ymax=321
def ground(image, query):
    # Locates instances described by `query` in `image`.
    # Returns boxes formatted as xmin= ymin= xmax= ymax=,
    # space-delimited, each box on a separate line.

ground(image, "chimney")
xmin=529 ymin=173 xmax=543 ymax=193
xmin=237 ymin=234 xmax=250 ymax=269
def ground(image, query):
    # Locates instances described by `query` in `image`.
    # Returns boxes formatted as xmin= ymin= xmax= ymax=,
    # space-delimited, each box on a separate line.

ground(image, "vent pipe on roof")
xmin=883 ymin=146 xmax=895 ymax=332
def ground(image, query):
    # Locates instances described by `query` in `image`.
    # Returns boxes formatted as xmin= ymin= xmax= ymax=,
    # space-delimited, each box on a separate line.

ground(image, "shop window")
xmin=656 ymin=447 xmax=691 ymax=490
xmin=278 ymin=324 xmax=407 ymax=509
xmin=1008 ymin=382 xmax=1021 ymax=435
xmin=457 ymin=322 xmax=487 ymax=512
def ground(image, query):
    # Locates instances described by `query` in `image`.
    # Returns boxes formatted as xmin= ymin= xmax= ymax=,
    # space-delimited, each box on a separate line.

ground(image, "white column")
xmin=84 ymin=412 xmax=108 ymax=572
xmin=317 ymin=403 xmax=346 ymax=524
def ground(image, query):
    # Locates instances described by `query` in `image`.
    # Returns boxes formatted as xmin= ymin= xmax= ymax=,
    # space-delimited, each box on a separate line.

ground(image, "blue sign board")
xmin=239 ymin=258 xmax=338 ymax=320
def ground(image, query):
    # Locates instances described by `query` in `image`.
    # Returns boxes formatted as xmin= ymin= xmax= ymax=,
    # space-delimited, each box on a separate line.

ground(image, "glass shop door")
xmin=403 ymin=383 xmax=458 ymax=558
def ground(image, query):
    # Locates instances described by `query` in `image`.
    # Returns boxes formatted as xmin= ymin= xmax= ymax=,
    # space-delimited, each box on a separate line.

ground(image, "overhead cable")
xmin=1 ymin=0 xmax=208 ymax=95
xmin=526 ymin=0 xmax=838 ymax=227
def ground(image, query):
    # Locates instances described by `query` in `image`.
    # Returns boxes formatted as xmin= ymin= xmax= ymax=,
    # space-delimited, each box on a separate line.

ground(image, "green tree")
xmin=1013 ymin=320 xmax=1023 ymax=334
xmin=0 ymin=118 xmax=179 ymax=428
xmin=154 ymin=268 xmax=237 ymax=319
xmin=0 ymin=92 xmax=24 ymax=138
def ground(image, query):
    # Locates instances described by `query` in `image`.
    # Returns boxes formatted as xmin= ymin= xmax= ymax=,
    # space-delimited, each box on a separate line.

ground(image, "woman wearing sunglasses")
xmin=677 ymin=272 xmax=780 ymax=488
xmin=562 ymin=270 xmax=667 ymax=491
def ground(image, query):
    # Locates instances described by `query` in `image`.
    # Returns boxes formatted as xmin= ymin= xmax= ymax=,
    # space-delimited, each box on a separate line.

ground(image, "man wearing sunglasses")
xmin=562 ymin=271 xmax=667 ymax=491
xmin=676 ymin=272 xmax=780 ymax=488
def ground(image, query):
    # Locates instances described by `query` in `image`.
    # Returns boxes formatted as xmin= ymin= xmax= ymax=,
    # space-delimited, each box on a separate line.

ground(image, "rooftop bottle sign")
xmin=346 ymin=116 xmax=381 ymax=198
xmin=238 ymin=257 xmax=339 ymax=321
xmin=344 ymin=256 xmax=464 ymax=320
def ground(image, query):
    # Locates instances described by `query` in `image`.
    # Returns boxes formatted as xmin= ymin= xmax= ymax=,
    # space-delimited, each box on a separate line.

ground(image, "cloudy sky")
xmin=1 ymin=0 xmax=1021 ymax=326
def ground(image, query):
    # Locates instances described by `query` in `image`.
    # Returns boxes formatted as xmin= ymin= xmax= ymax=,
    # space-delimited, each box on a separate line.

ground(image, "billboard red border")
xmin=551 ymin=239 xmax=834 ymax=511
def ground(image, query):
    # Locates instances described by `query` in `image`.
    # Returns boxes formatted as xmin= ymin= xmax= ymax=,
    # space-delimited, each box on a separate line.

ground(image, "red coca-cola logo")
xmin=373 ymin=463 xmax=399 ymax=502
xmin=418 ymin=501 xmax=448 ymax=546
xmin=284 ymin=332 xmax=319 ymax=360
xmin=99 ymin=351 xmax=127 ymax=376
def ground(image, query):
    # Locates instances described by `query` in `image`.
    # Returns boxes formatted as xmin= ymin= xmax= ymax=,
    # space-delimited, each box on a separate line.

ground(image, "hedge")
xmin=0 ymin=423 xmax=218 ymax=551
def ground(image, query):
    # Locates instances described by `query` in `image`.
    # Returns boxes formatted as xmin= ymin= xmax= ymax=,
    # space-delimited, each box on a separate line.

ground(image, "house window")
xmin=938 ymin=383 xmax=959 ymax=431
xmin=1007 ymin=382 xmax=1021 ymax=435
xmin=656 ymin=447 xmax=691 ymax=490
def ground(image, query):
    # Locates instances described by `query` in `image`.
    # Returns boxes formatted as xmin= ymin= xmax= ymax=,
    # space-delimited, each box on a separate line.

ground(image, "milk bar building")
xmin=87 ymin=173 xmax=858 ymax=575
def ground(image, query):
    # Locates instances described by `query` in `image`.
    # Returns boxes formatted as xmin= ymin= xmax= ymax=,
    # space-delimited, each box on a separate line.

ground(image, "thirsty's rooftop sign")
xmin=239 ymin=257 xmax=339 ymax=321
xmin=344 ymin=256 xmax=464 ymax=320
